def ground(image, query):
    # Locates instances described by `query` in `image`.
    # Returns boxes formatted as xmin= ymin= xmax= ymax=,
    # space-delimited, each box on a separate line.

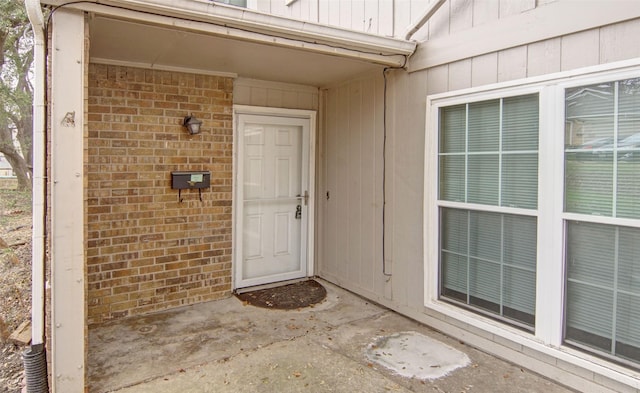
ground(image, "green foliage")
xmin=0 ymin=0 xmax=34 ymax=190
xmin=0 ymin=0 xmax=32 ymax=115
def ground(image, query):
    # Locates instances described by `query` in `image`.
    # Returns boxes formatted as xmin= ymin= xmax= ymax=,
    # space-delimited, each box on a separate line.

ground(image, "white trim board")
xmin=50 ymin=9 xmax=87 ymax=393
xmin=426 ymin=58 xmax=640 ymax=103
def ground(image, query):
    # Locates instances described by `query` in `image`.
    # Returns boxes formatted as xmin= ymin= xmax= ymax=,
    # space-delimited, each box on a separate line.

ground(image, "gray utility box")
xmin=171 ymin=171 xmax=211 ymax=190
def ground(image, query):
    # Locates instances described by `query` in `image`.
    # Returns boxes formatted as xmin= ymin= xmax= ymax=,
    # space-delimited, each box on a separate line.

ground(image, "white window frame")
xmin=424 ymin=58 xmax=640 ymax=385
xmin=436 ymin=89 xmax=543 ymax=330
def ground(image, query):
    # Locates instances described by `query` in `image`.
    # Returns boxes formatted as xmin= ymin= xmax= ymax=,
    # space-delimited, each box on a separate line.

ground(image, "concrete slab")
xmin=88 ymin=280 xmax=575 ymax=393
xmin=116 ymin=336 xmax=412 ymax=393
xmin=88 ymin=280 xmax=385 ymax=392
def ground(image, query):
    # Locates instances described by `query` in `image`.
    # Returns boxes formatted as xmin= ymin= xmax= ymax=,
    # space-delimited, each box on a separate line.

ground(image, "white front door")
xmin=234 ymin=108 xmax=315 ymax=289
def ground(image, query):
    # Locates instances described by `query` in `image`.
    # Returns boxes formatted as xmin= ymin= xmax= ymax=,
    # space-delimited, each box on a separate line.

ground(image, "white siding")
xmin=425 ymin=0 xmax=449 ymax=41
xmin=321 ymin=16 xmax=640 ymax=304
xmin=244 ymin=0 xmax=569 ymax=40
xmin=245 ymin=0 xmax=468 ymax=38
xmin=600 ymin=18 xmax=640 ymax=64
xmin=471 ymin=52 xmax=498 ymax=86
xmin=526 ymin=38 xmax=561 ymax=77
xmin=447 ymin=59 xmax=471 ymax=91
xmin=497 ymin=46 xmax=527 ymax=82
xmin=498 ymin=0 xmax=535 ymax=18
xmin=394 ymin=69 xmax=429 ymax=310
xmin=472 ymin=0 xmax=499 ymax=27
xmin=449 ymin=0 xmax=473 ymax=34
xmin=317 ymin=13 xmax=640 ymax=393
xmin=318 ymin=72 xmax=385 ymax=298
xmin=233 ymin=78 xmax=319 ymax=111
xmin=409 ymin=1 xmax=640 ymax=72
xmin=560 ymin=29 xmax=601 ymax=71
xmin=415 ymin=15 xmax=640 ymax=90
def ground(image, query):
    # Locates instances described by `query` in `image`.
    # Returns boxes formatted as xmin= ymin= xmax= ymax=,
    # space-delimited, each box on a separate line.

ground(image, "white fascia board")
xmin=41 ymin=0 xmax=416 ymax=66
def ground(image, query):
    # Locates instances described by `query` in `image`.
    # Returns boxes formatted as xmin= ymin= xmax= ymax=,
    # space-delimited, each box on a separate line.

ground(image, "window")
xmin=564 ymin=77 xmax=640 ymax=366
xmin=565 ymin=222 xmax=640 ymax=365
xmin=429 ymin=66 xmax=640 ymax=372
xmin=212 ymin=0 xmax=247 ymax=7
xmin=565 ymin=79 xmax=640 ymax=218
xmin=438 ymin=94 xmax=539 ymax=329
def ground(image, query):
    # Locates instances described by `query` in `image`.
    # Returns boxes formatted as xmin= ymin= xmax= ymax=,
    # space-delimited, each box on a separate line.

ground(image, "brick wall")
xmin=86 ymin=64 xmax=233 ymax=325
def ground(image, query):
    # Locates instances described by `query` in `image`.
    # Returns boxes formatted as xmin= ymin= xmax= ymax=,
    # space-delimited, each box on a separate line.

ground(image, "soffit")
xmin=88 ymin=15 xmax=382 ymax=86
xmin=43 ymin=0 xmax=416 ymax=87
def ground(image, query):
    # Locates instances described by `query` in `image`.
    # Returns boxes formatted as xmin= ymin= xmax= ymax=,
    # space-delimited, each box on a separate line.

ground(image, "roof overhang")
xmin=41 ymin=0 xmax=417 ymax=86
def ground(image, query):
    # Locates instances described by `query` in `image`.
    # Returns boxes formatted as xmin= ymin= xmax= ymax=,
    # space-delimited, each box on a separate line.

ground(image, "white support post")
xmin=534 ymin=85 xmax=566 ymax=347
xmin=50 ymin=9 xmax=86 ymax=392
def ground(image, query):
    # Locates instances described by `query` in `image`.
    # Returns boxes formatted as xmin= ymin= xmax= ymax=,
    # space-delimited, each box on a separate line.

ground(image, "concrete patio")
xmin=88 ymin=280 xmax=575 ymax=393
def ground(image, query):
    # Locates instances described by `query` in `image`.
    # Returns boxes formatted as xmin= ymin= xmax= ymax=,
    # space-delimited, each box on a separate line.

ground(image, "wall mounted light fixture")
xmin=183 ymin=114 xmax=203 ymax=135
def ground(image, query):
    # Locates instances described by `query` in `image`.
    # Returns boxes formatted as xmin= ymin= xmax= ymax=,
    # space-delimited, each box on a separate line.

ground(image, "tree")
xmin=1 ymin=0 xmax=33 ymax=190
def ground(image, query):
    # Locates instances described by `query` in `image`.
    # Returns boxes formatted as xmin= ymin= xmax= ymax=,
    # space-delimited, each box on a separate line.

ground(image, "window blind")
xmin=439 ymin=94 xmax=539 ymax=209
xmin=566 ymin=222 xmax=640 ymax=364
xmin=565 ymin=78 xmax=640 ymax=219
xmin=438 ymin=93 xmax=539 ymax=328
xmin=564 ymin=77 xmax=640 ymax=365
xmin=441 ymin=209 xmax=537 ymax=326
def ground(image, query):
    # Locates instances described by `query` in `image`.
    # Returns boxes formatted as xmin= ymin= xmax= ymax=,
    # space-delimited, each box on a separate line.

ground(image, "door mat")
xmin=236 ymin=280 xmax=327 ymax=310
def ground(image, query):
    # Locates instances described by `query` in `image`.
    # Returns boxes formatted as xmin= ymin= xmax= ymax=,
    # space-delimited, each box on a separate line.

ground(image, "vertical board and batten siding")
xmin=253 ymin=0 xmax=408 ymax=36
xmin=318 ymin=68 xmax=437 ymax=308
xmin=250 ymin=0 xmax=547 ymax=40
xmin=426 ymin=17 xmax=640 ymax=95
xmin=409 ymin=1 xmax=640 ymax=73
xmin=387 ymin=69 xmax=430 ymax=309
xmin=318 ymin=72 xmax=385 ymax=298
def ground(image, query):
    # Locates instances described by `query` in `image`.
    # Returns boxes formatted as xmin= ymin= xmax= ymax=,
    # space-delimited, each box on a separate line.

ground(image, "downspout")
xmin=403 ymin=0 xmax=447 ymax=41
xmin=380 ymin=0 xmax=446 ymax=277
xmin=24 ymin=0 xmax=49 ymax=392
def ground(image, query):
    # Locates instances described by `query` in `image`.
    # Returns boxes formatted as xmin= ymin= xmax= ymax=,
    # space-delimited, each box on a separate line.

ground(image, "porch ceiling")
xmin=88 ymin=15 xmax=386 ymax=86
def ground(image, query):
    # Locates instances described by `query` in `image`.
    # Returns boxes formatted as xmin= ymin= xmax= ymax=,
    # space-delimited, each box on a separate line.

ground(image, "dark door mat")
xmin=236 ymin=280 xmax=327 ymax=310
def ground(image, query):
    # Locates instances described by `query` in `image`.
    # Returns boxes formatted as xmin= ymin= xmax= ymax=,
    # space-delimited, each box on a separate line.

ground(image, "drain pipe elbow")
xmin=24 ymin=0 xmax=47 ymax=349
xmin=403 ymin=0 xmax=447 ymax=41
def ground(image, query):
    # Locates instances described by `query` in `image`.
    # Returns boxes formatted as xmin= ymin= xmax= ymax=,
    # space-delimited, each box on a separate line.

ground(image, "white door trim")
xmin=232 ymin=105 xmax=316 ymax=290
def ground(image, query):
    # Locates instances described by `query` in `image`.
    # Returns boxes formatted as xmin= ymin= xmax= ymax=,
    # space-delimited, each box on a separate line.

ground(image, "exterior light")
xmin=183 ymin=114 xmax=202 ymax=135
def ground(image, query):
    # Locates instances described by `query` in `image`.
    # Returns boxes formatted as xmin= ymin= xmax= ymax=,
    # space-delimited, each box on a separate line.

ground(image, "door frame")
xmin=232 ymin=105 xmax=316 ymax=290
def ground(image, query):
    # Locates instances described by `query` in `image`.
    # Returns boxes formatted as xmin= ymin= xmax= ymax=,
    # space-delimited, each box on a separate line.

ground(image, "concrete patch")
xmin=365 ymin=331 xmax=471 ymax=380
